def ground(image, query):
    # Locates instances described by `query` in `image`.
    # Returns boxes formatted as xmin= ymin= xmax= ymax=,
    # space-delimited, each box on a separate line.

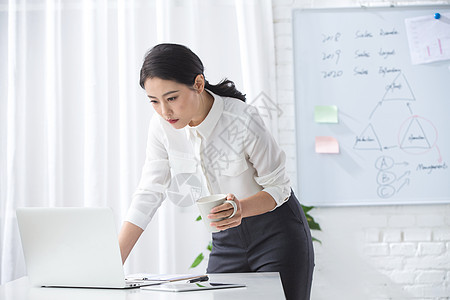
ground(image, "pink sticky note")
xmin=315 ymin=136 xmax=339 ymax=154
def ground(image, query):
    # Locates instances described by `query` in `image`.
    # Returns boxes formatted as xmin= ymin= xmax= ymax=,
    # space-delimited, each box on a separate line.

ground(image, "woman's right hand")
xmin=208 ymin=193 xmax=242 ymax=232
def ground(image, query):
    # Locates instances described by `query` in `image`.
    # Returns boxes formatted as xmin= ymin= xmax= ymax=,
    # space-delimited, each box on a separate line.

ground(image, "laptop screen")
xmin=16 ymin=207 xmax=127 ymax=288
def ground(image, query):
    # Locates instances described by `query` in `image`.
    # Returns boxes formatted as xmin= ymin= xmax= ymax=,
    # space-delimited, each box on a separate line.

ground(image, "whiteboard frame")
xmin=293 ymin=5 xmax=450 ymax=207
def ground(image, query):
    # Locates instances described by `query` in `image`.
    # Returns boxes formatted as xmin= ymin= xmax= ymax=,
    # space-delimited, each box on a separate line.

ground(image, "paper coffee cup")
xmin=196 ymin=194 xmax=237 ymax=233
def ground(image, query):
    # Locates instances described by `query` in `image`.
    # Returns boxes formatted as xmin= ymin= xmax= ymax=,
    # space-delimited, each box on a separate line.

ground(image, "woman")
xmin=118 ymin=43 xmax=314 ymax=300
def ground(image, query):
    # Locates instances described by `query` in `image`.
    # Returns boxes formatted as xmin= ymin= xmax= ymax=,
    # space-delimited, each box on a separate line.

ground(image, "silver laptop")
xmin=16 ymin=207 xmax=155 ymax=289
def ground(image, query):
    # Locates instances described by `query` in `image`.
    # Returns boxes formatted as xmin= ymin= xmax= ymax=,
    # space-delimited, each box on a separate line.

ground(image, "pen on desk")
xmin=187 ymin=275 xmax=209 ymax=283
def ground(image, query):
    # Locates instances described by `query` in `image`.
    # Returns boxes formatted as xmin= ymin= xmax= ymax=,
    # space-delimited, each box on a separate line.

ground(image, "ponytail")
xmin=205 ymin=79 xmax=246 ymax=102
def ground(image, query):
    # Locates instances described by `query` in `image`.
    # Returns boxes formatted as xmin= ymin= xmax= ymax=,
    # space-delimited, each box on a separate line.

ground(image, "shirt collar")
xmin=186 ymin=90 xmax=223 ymax=140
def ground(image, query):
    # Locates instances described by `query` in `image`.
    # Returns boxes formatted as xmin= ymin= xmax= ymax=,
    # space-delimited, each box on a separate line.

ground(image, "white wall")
xmin=272 ymin=0 xmax=450 ymax=299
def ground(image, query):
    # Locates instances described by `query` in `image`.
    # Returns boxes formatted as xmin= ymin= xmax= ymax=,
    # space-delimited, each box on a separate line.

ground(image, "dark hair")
xmin=139 ymin=43 xmax=246 ymax=102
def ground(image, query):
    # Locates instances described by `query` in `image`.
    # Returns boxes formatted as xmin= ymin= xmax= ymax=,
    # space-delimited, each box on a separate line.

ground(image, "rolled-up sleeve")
xmin=124 ymin=115 xmax=171 ymax=229
xmin=244 ymin=106 xmax=291 ymax=207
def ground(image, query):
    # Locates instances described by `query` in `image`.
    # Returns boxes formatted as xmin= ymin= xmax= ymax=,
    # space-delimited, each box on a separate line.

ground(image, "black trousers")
xmin=207 ymin=191 xmax=315 ymax=300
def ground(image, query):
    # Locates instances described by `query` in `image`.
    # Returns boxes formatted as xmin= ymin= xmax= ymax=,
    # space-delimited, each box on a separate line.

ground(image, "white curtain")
xmin=0 ymin=0 xmax=277 ymax=284
xmin=235 ymin=0 xmax=279 ymax=138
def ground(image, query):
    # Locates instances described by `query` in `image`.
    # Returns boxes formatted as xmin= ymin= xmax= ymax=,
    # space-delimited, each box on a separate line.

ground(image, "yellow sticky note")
xmin=314 ymin=105 xmax=338 ymax=123
xmin=315 ymin=136 xmax=340 ymax=154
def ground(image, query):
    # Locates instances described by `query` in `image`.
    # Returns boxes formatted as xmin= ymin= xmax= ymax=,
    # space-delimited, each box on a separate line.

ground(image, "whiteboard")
xmin=293 ymin=6 xmax=450 ymax=206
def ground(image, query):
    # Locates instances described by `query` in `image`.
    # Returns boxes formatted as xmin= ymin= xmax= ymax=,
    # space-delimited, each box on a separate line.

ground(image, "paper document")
xmin=126 ymin=273 xmax=206 ymax=282
xmin=405 ymin=13 xmax=450 ymax=64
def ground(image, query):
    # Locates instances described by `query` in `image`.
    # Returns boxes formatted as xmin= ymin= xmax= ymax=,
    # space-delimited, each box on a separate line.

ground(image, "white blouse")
xmin=125 ymin=91 xmax=291 ymax=230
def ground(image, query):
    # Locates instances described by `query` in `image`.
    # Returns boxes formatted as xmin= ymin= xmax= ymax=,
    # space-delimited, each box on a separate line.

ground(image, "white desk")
xmin=0 ymin=272 xmax=285 ymax=300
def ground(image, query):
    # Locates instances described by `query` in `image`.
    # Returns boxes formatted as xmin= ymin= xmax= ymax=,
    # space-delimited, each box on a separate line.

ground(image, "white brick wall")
xmin=272 ymin=0 xmax=450 ymax=299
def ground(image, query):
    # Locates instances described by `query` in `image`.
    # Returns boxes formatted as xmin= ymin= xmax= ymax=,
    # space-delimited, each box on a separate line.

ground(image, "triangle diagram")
xmin=354 ymin=124 xmax=382 ymax=150
xmin=382 ymin=73 xmax=416 ymax=102
xmin=400 ymin=118 xmax=431 ymax=149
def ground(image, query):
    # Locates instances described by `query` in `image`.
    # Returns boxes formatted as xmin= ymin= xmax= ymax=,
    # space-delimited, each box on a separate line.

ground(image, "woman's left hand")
xmin=208 ymin=193 xmax=242 ymax=232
